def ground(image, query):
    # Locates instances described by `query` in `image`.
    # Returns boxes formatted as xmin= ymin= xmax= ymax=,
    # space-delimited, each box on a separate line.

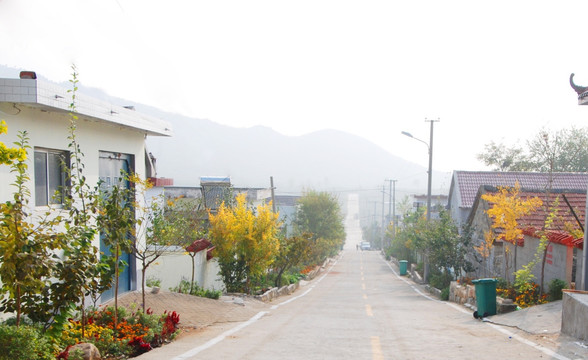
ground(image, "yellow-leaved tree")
xmin=208 ymin=193 xmax=281 ymax=293
xmin=481 ymin=182 xmax=542 ymax=282
xmin=0 ymin=120 xmax=27 ymax=165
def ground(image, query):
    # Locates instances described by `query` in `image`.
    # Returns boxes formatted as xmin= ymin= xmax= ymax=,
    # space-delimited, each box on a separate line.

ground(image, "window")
xmin=34 ymin=148 xmax=69 ymax=206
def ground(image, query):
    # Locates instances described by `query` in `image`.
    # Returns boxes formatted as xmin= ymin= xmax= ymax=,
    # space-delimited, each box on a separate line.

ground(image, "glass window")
xmin=34 ymin=148 xmax=69 ymax=206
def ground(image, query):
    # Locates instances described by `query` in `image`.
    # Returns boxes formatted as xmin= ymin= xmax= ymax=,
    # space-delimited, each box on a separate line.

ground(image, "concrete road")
xmin=147 ymin=193 xmax=578 ymax=360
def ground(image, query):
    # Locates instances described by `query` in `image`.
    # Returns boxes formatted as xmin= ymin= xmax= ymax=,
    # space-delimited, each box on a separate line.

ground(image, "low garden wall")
xmin=449 ymin=281 xmax=517 ymax=314
xmin=255 ymin=258 xmax=334 ymax=302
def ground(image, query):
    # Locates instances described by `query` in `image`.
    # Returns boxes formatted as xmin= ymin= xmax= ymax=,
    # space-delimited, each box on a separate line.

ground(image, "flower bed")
xmin=57 ymin=306 xmax=180 ymax=359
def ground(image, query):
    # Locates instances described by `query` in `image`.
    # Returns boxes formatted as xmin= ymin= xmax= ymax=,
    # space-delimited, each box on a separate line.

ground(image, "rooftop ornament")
xmin=569 ymin=73 xmax=588 ymax=104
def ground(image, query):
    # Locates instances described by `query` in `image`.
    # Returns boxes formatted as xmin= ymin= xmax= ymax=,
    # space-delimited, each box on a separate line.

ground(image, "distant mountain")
xmin=144 ymin=111 xmax=449 ymax=194
xmin=0 ymin=65 xmax=450 ymax=195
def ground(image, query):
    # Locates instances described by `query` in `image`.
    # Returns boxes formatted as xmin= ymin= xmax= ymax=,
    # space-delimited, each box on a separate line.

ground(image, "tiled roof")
xmin=456 ymin=171 xmax=588 ymax=209
xmin=518 ymin=190 xmax=585 ymax=232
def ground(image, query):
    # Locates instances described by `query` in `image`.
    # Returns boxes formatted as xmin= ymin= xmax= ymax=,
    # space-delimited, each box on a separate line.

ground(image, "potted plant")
xmin=146 ymin=276 xmax=162 ymax=294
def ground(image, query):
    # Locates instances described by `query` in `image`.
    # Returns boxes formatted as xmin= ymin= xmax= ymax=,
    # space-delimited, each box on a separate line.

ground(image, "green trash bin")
xmin=399 ymin=260 xmax=408 ymax=276
xmin=472 ymin=278 xmax=497 ymax=318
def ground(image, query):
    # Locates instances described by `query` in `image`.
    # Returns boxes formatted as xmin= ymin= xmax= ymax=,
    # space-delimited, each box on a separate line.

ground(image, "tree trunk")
xmin=514 ymin=242 xmax=518 ymax=277
xmin=81 ymin=297 xmax=86 ymax=338
xmin=141 ymin=262 xmax=147 ymax=312
xmin=275 ymin=267 xmax=286 ymax=288
xmin=114 ymin=243 xmax=119 ymax=335
xmin=190 ymin=255 xmax=196 ymax=294
xmin=540 ymin=242 xmax=550 ymax=295
xmin=15 ymin=284 xmax=21 ymax=327
xmin=504 ymin=246 xmax=510 ymax=284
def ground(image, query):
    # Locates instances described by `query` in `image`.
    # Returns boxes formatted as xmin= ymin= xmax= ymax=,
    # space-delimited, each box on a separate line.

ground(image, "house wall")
xmin=466 ymin=195 xmax=507 ymax=279
xmin=448 ymin=176 xmax=469 ymax=230
xmin=1 ymin=106 xmax=147 ymax=203
xmin=0 ymin=104 xmax=148 ymax=301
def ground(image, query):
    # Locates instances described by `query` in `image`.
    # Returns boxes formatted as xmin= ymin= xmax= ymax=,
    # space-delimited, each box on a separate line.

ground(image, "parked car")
xmin=360 ymin=242 xmax=371 ymax=251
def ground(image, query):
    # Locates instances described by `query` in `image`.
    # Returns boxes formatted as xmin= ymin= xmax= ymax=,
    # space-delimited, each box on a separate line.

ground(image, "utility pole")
xmin=270 ymin=176 xmax=276 ymax=213
xmin=386 ymin=179 xmax=397 ymax=245
xmin=381 ymin=185 xmax=385 ymax=250
xmin=423 ymin=118 xmax=439 ymax=283
xmin=401 ymin=118 xmax=439 ymax=283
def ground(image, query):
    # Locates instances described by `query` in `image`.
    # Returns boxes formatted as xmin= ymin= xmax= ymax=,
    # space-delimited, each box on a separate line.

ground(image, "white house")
xmin=0 ymin=71 xmax=172 ymax=303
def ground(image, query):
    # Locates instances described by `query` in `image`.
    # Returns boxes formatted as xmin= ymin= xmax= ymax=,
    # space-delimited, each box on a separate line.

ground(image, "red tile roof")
xmin=455 ymin=171 xmax=588 ymax=209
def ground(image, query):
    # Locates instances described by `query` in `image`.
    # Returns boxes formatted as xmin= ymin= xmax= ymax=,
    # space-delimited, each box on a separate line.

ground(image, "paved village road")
xmin=145 ymin=194 xmax=574 ymax=360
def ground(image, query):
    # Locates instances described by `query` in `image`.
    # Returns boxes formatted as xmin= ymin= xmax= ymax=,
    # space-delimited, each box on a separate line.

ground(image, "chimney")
xmin=19 ymin=71 xmax=37 ymax=79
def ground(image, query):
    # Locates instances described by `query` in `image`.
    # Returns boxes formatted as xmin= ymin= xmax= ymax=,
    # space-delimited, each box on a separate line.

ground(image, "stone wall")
xmin=255 ymin=282 xmax=301 ymax=302
xmin=449 ymin=281 xmax=476 ymax=307
xmin=449 ymin=281 xmax=516 ymax=314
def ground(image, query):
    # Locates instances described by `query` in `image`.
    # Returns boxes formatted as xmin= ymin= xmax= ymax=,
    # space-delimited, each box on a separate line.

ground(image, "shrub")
xmin=429 ymin=271 xmax=452 ymax=290
xmin=495 ymin=277 xmax=508 ymax=290
xmin=0 ymin=324 xmax=54 ymax=360
xmin=515 ymin=282 xmax=547 ymax=308
xmin=285 ymin=273 xmax=304 ymax=285
xmin=548 ymin=278 xmax=568 ymax=301
xmin=170 ymin=278 xmax=222 ymax=299
xmin=440 ymin=287 xmax=450 ymax=301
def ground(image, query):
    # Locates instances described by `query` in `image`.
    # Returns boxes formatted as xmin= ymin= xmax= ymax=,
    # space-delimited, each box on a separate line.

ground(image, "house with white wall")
xmin=0 ymin=71 xmax=172 ymax=302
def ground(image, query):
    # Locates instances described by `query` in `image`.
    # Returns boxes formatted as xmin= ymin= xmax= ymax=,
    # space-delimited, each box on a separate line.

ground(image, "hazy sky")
xmin=3 ymin=0 xmax=588 ymax=173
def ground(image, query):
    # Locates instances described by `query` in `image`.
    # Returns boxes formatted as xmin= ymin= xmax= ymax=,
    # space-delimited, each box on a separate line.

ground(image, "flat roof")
xmin=0 ymin=77 xmax=172 ymax=137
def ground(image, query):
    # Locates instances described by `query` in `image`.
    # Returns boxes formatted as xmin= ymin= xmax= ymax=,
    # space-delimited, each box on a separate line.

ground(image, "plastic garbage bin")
xmin=472 ymin=278 xmax=497 ymax=318
xmin=399 ymin=260 xmax=408 ymax=276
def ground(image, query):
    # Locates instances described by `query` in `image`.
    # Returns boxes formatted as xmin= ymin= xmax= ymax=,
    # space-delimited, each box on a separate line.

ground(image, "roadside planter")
xmin=399 ymin=260 xmax=408 ymax=276
xmin=472 ymin=278 xmax=497 ymax=318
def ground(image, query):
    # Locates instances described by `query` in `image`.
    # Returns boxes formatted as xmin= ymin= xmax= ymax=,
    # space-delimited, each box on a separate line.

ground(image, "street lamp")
xmin=401 ymin=118 xmax=439 ymax=282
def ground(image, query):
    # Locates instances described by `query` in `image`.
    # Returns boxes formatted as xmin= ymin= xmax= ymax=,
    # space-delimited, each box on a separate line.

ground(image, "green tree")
xmin=130 ymin=176 xmax=175 ymax=311
xmin=0 ymin=131 xmax=65 ymax=327
xmin=477 ymin=126 xmax=588 ymax=172
xmin=272 ymin=232 xmax=313 ymax=287
xmin=53 ymin=66 xmax=108 ymax=338
xmin=427 ymin=209 xmax=474 ymax=281
xmin=386 ymin=206 xmax=426 ymax=265
xmin=97 ymin=176 xmax=134 ymax=333
xmin=293 ymin=190 xmax=345 ymax=264
xmin=527 ymin=127 xmax=588 ymax=172
xmin=476 ymin=141 xmax=531 ymax=171
xmin=135 ymin=186 xmax=207 ymax=304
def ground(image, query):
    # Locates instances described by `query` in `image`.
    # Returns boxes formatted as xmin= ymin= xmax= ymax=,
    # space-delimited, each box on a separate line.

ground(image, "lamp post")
xmin=401 ymin=118 xmax=439 ymax=282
